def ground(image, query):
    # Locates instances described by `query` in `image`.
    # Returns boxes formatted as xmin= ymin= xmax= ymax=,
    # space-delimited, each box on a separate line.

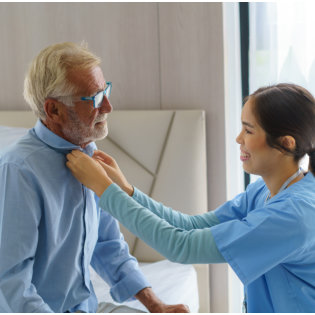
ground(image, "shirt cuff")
xmin=109 ymin=268 xmax=151 ymax=303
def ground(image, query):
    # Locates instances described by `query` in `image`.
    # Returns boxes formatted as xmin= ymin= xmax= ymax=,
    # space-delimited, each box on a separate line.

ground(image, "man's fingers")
xmin=183 ymin=304 xmax=190 ymax=312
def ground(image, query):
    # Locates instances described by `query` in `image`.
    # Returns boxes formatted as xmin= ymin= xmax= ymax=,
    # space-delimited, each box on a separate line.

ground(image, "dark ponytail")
xmin=308 ymin=151 xmax=315 ymax=175
xmin=249 ymin=83 xmax=315 ymax=176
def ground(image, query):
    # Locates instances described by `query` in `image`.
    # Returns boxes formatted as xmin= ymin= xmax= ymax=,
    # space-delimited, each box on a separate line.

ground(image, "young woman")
xmin=66 ymin=83 xmax=315 ymax=312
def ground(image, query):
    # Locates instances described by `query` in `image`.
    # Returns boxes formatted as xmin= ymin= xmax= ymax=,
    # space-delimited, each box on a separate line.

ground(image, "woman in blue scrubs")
xmin=66 ymin=83 xmax=315 ymax=312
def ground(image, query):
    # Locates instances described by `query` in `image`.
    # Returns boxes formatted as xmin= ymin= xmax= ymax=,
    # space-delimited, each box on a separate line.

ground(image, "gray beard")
xmin=62 ymin=108 xmax=108 ymax=146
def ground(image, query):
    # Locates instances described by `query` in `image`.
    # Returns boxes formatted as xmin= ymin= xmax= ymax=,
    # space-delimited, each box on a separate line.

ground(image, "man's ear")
xmin=44 ymin=98 xmax=64 ymax=123
xmin=280 ymin=135 xmax=296 ymax=151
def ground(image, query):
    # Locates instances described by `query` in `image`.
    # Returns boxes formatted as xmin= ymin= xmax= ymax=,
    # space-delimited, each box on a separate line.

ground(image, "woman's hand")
xmin=93 ymin=150 xmax=134 ymax=196
xmin=66 ymin=150 xmax=112 ymax=197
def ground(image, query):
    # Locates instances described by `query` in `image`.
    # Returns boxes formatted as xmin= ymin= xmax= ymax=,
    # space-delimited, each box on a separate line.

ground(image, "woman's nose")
xmin=236 ymin=131 xmax=242 ymax=144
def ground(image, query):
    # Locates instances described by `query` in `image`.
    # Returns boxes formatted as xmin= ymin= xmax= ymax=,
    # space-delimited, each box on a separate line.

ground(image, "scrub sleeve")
xmin=211 ymin=197 xmax=306 ymax=285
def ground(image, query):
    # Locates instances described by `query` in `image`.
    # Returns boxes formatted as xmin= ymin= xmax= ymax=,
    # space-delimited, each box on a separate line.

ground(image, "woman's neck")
xmin=262 ymin=161 xmax=303 ymax=197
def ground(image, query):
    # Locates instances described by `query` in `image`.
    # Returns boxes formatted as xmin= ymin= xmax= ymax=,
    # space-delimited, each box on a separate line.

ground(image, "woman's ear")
xmin=280 ymin=135 xmax=296 ymax=151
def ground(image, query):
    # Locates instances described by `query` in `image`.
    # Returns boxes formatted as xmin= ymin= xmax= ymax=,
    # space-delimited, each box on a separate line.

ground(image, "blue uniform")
xmin=212 ymin=172 xmax=315 ymax=312
xmin=99 ymin=172 xmax=315 ymax=312
xmin=0 ymin=121 xmax=149 ymax=312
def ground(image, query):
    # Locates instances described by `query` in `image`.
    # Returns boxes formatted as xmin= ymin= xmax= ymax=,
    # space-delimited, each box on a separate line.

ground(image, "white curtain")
xmin=249 ymin=1 xmax=315 ymax=94
xmin=249 ymin=1 xmax=313 ymax=176
xmin=223 ymin=3 xmax=244 ymax=312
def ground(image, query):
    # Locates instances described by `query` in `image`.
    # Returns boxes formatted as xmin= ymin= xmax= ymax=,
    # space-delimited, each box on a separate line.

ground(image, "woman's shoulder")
xmin=283 ymin=172 xmax=315 ymax=202
xmin=267 ymin=173 xmax=315 ymax=224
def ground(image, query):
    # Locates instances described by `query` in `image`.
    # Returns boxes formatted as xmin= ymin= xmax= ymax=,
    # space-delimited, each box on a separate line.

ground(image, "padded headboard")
xmin=0 ymin=110 xmax=210 ymax=312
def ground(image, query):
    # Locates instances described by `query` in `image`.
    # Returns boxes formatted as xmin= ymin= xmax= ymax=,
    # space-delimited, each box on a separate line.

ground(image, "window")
xmin=249 ymin=1 xmax=312 ymax=181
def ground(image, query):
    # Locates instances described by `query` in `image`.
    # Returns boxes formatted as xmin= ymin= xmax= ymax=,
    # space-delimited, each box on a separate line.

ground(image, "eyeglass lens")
xmin=95 ymin=85 xmax=111 ymax=108
xmin=95 ymin=92 xmax=104 ymax=108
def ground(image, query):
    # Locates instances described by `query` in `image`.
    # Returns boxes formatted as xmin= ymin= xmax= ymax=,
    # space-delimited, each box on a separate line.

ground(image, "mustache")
xmin=94 ymin=114 xmax=107 ymax=123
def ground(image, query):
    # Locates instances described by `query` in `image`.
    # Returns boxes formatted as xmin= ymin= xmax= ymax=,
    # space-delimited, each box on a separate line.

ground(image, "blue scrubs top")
xmin=99 ymin=172 xmax=315 ymax=312
xmin=211 ymin=172 xmax=315 ymax=312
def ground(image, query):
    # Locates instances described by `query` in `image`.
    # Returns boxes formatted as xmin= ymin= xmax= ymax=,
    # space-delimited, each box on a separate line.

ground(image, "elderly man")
xmin=0 ymin=42 xmax=188 ymax=313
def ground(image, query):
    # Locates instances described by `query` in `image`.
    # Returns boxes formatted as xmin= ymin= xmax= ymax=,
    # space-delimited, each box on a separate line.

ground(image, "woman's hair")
xmin=23 ymin=42 xmax=101 ymax=120
xmin=248 ymin=83 xmax=315 ymax=175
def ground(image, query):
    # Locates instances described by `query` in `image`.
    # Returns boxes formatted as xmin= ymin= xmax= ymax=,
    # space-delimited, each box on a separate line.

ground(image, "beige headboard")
xmin=0 ymin=110 xmax=210 ymax=312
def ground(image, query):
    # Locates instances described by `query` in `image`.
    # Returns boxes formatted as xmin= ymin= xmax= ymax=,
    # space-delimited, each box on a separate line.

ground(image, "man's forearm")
xmin=135 ymin=287 xmax=164 ymax=312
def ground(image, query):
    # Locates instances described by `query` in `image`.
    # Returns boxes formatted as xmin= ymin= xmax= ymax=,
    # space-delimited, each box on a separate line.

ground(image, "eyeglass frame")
xmin=50 ymin=81 xmax=112 ymax=108
xmin=79 ymin=81 xmax=112 ymax=108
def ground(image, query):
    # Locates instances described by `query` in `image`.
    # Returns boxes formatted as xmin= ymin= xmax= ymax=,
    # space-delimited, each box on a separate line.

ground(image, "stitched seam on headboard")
xmin=149 ymin=111 xmax=176 ymax=196
xmin=131 ymin=111 xmax=176 ymax=258
xmin=106 ymin=136 xmax=155 ymax=177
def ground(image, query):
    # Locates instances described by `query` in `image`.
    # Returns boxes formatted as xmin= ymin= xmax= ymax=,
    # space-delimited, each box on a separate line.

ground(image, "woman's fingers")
xmin=93 ymin=150 xmax=109 ymax=159
xmin=65 ymin=150 xmax=113 ymax=197
xmin=65 ymin=161 xmax=72 ymax=170
xmin=66 ymin=152 xmax=74 ymax=162
xmin=93 ymin=150 xmax=116 ymax=165
xmin=66 ymin=150 xmax=85 ymax=165
xmin=94 ymin=156 xmax=133 ymax=195
xmin=95 ymin=158 xmax=110 ymax=170
xmin=94 ymin=158 xmax=117 ymax=179
xmin=69 ymin=149 xmax=82 ymax=158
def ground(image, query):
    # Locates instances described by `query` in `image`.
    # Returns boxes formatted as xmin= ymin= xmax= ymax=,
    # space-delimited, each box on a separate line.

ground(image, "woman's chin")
xmin=242 ymin=162 xmax=255 ymax=175
xmin=242 ymin=165 xmax=261 ymax=176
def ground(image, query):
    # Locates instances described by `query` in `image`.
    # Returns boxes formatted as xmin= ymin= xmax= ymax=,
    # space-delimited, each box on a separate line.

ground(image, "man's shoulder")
xmin=0 ymin=130 xmax=47 ymax=167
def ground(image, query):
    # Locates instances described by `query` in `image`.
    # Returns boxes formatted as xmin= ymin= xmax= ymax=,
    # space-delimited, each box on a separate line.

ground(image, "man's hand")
xmin=135 ymin=287 xmax=190 ymax=313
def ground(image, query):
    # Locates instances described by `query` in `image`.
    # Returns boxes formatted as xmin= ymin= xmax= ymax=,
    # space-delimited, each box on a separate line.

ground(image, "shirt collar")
xmin=34 ymin=120 xmax=97 ymax=157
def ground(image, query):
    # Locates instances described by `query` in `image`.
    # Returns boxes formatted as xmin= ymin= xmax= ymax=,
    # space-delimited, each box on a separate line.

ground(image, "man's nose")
xmin=99 ymin=95 xmax=112 ymax=113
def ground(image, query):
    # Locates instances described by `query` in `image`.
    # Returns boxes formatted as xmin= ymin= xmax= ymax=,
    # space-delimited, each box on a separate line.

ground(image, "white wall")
xmin=0 ymin=3 xmax=230 ymax=312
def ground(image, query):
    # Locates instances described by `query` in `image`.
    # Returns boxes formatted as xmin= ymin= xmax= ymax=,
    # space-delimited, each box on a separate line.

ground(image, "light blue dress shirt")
xmin=0 ymin=120 xmax=149 ymax=313
xmin=99 ymin=172 xmax=315 ymax=312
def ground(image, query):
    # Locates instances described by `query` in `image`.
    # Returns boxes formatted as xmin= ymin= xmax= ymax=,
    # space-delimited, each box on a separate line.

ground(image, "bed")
xmin=0 ymin=110 xmax=209 ymax=312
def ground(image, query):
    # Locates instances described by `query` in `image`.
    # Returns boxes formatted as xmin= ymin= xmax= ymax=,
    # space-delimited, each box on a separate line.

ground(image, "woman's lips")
xmin=240 ymin=150 xmax=250 ymax=162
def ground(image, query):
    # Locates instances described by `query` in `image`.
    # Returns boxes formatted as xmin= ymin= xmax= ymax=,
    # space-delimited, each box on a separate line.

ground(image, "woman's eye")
xmin=245 ymin=129 xmax=252 ymax=134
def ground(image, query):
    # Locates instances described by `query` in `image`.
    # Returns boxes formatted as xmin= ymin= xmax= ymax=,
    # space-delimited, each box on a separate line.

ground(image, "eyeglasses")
xmin=80 ymin=81 xmax=112 ymax=108
xmin=53 ymin=81 xmax=112 ymax=108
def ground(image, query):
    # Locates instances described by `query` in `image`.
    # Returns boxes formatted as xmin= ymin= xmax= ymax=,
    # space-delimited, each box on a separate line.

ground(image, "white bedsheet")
xmin=90 ymin=260 xmax=199 ymax=313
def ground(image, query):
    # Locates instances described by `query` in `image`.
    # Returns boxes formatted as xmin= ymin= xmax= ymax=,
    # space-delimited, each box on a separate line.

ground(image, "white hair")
xmin=23 ymin=42 xmax=101 ymax=120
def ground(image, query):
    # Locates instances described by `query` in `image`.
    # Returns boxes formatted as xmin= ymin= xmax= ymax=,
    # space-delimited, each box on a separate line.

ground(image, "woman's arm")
xmin=132 ymin=187 xmax=220 ymax=230
xmin=66 ymin=150 xmax=225 ymax=264
xmin=91 ymin=150 xmax=221 ymax=230
xmin=100 ymin=183 xmax=225 ymax=264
